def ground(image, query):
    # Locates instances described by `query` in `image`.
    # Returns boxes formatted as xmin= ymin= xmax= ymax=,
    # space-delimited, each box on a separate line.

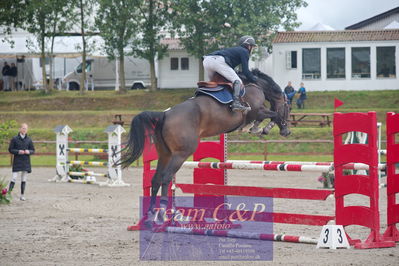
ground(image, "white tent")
xmin=308 ymin=23 xmax=335 ymax=31
xmin=384 ymin=20 xmax=399 ymax=29
xmin=0 ymin=34 xmax=105 ymax=58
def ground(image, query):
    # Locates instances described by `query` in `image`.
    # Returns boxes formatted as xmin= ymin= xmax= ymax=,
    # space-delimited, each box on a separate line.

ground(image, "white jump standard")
xmin=52 ymin=125 xmax=129 ymax=187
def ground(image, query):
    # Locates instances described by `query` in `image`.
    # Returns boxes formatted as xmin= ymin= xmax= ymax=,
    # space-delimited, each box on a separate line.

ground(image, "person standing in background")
xmin=2 ymin=62 xmax=11 ymax=91
xmin=296 ymin=82 xmax=307 ymax=109
xmin=8 ymin=123 xmax=35 ymax=201
xmin=284 ymin=81 xmax=296 ymax=109
xmin=9 ymin=63 xmax=18 ymax=91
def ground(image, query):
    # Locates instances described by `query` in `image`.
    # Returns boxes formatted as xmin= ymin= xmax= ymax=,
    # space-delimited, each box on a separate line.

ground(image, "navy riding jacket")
xmin=208 ymin=46 xmax=257 ymax=83
xmin=8 ymin=134 xmax=35 ymax=173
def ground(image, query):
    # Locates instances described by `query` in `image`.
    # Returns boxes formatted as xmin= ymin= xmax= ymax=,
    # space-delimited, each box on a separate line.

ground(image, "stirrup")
xmin=231 ymin=100 xmax=251 ymax=112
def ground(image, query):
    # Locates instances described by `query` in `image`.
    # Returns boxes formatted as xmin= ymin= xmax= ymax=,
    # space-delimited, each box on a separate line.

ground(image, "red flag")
xmin=334 ymin=97 xmax=344 ymax=109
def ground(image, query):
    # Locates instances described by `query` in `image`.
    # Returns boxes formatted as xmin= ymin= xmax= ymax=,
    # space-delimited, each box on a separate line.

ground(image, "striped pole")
xmin=165 ymin=226 xmax=318 ymax=245
xmin=67 ymin=148 xmax=108 ymax=153
xmin=181 ymin=161 xmax=385 ymax=172
xmin=68 ymin=171 xmax=108 ymax=177
xmin=227 ymin=160 xmax=332 ymax=165
xmin=67 ymin=160 xmax=108 ymax=167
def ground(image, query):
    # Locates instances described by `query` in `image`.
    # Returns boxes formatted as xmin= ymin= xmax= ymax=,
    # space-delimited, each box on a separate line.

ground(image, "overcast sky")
xmin=296 ymin=0 xmax=398 ymax=30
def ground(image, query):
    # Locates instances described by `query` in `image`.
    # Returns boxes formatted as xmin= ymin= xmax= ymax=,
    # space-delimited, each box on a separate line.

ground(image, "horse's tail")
xmin=119 ymin=111 xmax=165 ymax=168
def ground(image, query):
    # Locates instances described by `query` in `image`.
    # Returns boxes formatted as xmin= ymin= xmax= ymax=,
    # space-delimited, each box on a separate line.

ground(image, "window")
xmin=351 ymin=47 xmax=370 ymax=78
xmin=170 ymin=57 xmax=179 ymax=70
xmin=286 ymin=51 xmax=297 ymax=69
xmin=181 ymin=57 xmax=189 ymax=70
xmin=76 ymin=61 xmax=92 ymax=73
xmin=302 ymin=48 xmax=321 ymax=79
xmin=377 ymin=46 xmax=396 ymax=78
xmin=327 ymin=48 xmax=345 ymax=79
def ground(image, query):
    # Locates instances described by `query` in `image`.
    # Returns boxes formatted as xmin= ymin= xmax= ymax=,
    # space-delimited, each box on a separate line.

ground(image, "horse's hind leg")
xmin=158 ymin=149 xmax=196 ymax=208
xmin=149 ymin=153 xmax=170 ymax=213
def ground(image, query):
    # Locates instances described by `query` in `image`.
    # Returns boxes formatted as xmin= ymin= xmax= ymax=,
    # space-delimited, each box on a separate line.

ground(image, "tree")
xmin=73 ymin=0 xmax=96 ymax=94
xmin=170 ymin=0 xmax=232 ymax=81
xmin=0 ymin=0 xmax=26 ymax=36
xmin=96 ymin=0 xmax=138 ymax=93
xmin=47 ymin=1 xmax=74 ymax=92
xmin=130 ymin=0 xmax=170 ymax=91
xmin=170 ymin=0 xmax=307 ymax=81
xmin=22 ymin=0 xmax=73 ymax=93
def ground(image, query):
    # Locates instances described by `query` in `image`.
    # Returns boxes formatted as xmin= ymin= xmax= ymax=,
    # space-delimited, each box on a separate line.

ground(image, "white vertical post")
xmin=52 ymin=125 xmax=73 ymax=182
xmin=115 ymin=59 xmax=120 ymax=91
xmin=102 ymin=125 xmax=129 ymax=187
xmin=377 ymin=122 xmax=382 ymax=181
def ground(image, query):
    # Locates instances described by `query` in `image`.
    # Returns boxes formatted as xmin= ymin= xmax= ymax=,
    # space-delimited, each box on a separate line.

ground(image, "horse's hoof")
xmin=144 ymin=219 xmax=153 ymax=229
xmin=262 ymin=128 xmax=270 ymax=135
xmin=250 ymin=127 xmax=262 ymax=134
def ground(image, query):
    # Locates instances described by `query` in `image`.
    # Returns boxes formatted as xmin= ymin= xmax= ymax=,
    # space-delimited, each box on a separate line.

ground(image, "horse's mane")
xmin=252 ymin=69 xmax=282 ymax=94
xmin=239 ymin=69 xmax=282 ymax=94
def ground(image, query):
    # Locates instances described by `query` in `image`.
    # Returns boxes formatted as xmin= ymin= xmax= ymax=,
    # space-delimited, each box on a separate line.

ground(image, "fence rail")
xmin=0 ymin=139 xmax=386 ymax=166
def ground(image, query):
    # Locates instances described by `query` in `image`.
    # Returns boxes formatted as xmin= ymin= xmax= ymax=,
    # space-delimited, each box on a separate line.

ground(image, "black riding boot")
xmin=231 ymin=80 xmax=251 ymax=112
xmin=8 ymin=181 xmax=15 ymax=192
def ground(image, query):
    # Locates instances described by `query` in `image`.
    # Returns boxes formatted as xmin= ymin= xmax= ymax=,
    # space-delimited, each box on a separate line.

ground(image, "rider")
xmin=203 ymin=36 xmax=258 ymax=112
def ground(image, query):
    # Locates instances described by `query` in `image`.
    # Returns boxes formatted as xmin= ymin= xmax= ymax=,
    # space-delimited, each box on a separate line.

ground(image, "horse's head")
xmin=251 ymin=69 xmax=291 ymax=137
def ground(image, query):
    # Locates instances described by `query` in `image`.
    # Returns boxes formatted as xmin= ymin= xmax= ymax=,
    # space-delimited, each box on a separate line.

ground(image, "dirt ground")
xmin=0 ymin=166 xmax=398 ymax=266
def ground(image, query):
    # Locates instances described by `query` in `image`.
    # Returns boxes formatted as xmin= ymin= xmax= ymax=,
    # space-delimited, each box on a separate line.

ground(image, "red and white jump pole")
xmin=165 ymin=227 xmax=318 ymax=245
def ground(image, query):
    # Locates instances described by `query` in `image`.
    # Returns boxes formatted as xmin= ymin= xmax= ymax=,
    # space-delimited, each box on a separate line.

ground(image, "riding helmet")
xmin=238 ymin=36 xmax=257 ymax=47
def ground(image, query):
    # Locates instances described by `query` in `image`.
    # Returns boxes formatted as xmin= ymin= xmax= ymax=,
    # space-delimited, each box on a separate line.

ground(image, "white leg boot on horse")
xmin=231 ymin=80 xmax=251 ymax=112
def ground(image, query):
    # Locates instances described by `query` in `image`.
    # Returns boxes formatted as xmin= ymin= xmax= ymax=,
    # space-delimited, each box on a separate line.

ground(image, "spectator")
xmin=9 ymin=63 xmax=18 ymax=91
xmin=8 ymin=123 xmax=35 ymax=201
xmin=2 ymin=62 xmax=11 ymax=91
xmin=284 ymin=81 xmax=296 ymax=107
xmin=296 ymin=82 xmax=307 ymax=109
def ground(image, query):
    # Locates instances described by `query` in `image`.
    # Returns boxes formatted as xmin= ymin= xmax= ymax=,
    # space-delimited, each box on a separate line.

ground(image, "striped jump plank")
xmin=182 ymin=161 xmax=386 ymax=172
xmin=165 ymin=227 xmax=318 ymax=244
xmin=67 ymin=148 xmax=108 ymax=153
xmin=227 ymin=160 xmax=332 ymax=165
xmin=67 ymin=160 xmax=108 ymax=167
xmin=68 ymin=171 xmax=108 ymax=177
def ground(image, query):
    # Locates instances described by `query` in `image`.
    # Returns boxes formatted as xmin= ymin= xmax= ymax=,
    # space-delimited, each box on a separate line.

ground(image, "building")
xmin=271 ymin=29 xmax=399 ymax=91
xmin=158 ymin=38 xmax=200 ymax=89
xmin=345 ymin=7 xmax=399 ymax=30
xmin=271 ymin=6 xmax=399 ymax=91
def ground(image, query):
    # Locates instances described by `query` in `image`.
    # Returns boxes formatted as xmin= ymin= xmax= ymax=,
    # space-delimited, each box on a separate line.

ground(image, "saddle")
xmin=195 ymin=73 xmax=245 ymax=104
xmin=197 ymin=73 xmax=233 ymax=89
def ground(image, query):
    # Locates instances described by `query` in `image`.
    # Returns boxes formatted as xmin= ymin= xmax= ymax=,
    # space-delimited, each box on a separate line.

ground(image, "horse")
xmin=120 ymin=69 xmax=290 ymax=222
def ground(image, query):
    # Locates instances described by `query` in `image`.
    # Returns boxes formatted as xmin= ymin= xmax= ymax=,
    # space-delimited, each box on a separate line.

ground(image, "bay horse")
xmin=120 ymin=69 xmax=290 ymax=221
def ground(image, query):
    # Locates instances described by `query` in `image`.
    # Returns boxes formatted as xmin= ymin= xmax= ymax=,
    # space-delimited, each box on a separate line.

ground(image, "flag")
xmin=334 ymin=97 xmax=344 ymax=109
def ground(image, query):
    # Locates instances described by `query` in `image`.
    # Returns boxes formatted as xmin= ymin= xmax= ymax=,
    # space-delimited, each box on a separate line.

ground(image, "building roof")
xmin=346 ymin=7 xmax=399 ymax=30
xmin=160 ymin=38 xmax=184 ymax=50
xmin=272 ymin=29 xmax=399 ymax=43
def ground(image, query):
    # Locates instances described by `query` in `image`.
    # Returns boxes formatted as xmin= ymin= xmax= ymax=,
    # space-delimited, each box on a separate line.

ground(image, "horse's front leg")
xmin=249 ymin=106 xmax=277 ymax=134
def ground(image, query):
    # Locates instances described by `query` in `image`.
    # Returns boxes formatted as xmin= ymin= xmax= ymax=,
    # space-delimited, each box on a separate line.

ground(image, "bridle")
xmin=276 ymin=93 xmax=290 ymax=128
xmin=249 ymin=81 xmax=290 ymax=128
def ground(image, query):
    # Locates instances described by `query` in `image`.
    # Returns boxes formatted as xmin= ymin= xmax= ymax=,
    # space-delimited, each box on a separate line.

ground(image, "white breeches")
xmin=203 ymin=55 xmax=242 ymax=84
xmin=11 ymin=171 xmax=28 ymax=183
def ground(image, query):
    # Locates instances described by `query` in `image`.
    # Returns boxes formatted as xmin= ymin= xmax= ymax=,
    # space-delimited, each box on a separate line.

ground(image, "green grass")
xmin=0 ymin=88 xmax=397 ymax=166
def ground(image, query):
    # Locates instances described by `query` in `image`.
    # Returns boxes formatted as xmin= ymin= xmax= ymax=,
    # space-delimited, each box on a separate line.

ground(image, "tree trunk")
xmin=149 ymin=58 xmax=157 ymax=91
xmin=79 ymin=0 xmax=86 ymax=95
xmin=198 ymin=59 xmax=204 ymax=81
xmin=40 ymin=32 xmax=48 ymax=93
xmin=49 ymin=17 xmax=58 ymax=92
xmin=119 ymin=53 xmax=126 ymax=93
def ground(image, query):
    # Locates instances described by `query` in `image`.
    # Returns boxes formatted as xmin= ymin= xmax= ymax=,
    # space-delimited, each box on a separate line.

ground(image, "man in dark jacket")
xmin=203 ymin=36 xmax=258 ymax=112
xmin=8 ymin=123 xmax=35 ymax=201
xmin=2 ymin=61 xmax=11 ymax=91
xmin=9 ymin=63 xmax=18 ymax=91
